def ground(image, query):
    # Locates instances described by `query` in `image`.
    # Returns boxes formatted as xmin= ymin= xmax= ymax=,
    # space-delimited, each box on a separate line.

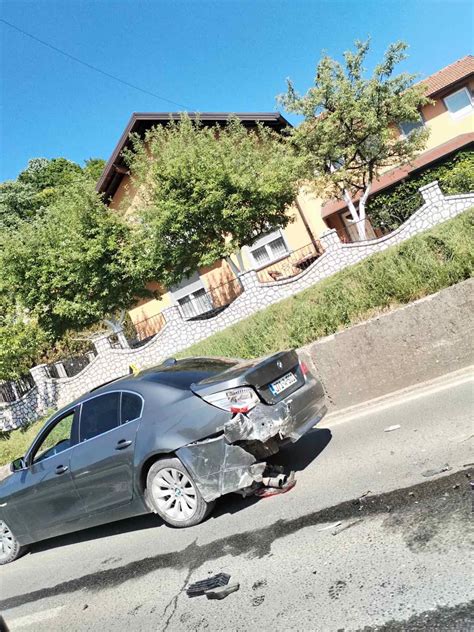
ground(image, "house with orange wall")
xmin=97 ymin=113 xmax=328 ymax=337
xmin=97 ymin=56 xmax=473 ymax=338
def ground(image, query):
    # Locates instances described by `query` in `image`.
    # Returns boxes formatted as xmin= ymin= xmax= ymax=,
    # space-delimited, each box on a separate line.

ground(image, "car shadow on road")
xmin=28 ymin=428 xmax=332 ymax=557
xmin=29 ymin=512 xmax=163 ymax=557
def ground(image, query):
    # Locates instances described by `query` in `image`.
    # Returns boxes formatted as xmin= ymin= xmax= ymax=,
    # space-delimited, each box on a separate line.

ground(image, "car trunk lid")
xmin=191 ymin=350 xmax=304 ymax=404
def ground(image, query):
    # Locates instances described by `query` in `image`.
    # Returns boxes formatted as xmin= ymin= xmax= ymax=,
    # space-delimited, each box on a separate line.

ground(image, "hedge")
xmin=367 ymin=149 xmax=474 ymax=231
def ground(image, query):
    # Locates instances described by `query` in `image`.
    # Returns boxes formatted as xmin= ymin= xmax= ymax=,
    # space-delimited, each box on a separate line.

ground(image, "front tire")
xmin=0 ymin=520 xmax=28 ymax=565
xmin=146 ymin=457 xmax=214 ymax=528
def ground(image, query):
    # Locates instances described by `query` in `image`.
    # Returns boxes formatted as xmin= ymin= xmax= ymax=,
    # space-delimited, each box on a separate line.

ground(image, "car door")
xmin=69 ymin=390 xmax=143 ymax=515
xmin=12 ymin=407 xmax=85 ymax=540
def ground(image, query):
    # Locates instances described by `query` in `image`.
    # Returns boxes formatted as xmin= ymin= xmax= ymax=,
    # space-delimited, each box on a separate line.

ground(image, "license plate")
xmin=269 ymin=371 xmax=297 ymax=396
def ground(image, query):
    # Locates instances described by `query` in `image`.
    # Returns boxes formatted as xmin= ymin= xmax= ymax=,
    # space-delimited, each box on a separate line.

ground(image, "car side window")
xmin=33 ymin=411 xmax=76 ymax=464
xmin=80 ymin=393 xmax=120 ymax=442
xmin=121 ymin=392 xmax=143 ymax=424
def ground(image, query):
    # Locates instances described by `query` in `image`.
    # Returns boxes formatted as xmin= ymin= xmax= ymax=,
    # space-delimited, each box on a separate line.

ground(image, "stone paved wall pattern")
xmin=1 ymin=181 xmax=473 ymax=430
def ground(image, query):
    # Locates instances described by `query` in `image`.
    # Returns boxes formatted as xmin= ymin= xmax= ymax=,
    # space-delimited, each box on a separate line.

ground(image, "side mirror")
xmin=10 ymin=457 xmax=27 ymax=472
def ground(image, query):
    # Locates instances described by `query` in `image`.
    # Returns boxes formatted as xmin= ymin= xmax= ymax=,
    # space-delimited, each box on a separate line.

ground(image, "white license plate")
xmin=269 ymin=371 xmax=298 ymax=396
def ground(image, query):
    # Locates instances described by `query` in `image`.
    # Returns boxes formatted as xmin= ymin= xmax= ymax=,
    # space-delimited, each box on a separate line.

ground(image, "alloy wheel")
xmin=151 ymin=467 xmax=198 ymax=522
xmin=0 ymin=521 xmax=14 ymax=562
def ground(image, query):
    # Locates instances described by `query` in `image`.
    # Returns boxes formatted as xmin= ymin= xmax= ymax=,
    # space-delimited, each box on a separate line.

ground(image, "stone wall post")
xmin=319 ymin=228 xmax=341 ymax=251
xmin=30 ymin=364 xmax=55 ymax=413
xmin=92 ymin=333 xmax=112 ymax=355
xmin=161 ymin=305 xmax=182 ymax=324
xmin=238 ymin=269 xmax=259 ymax=292
xmin=115 ymin=328 xmax=130 ymax=349
xmin=419 ymin=181 xmax=444 ymax=206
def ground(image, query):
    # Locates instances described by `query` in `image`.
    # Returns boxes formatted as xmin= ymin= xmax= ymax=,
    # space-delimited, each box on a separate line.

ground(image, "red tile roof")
xmin=419 ymin=55 xmax=474 ymax=97
xmin=322 ymin=133 xmax=474 ymax=218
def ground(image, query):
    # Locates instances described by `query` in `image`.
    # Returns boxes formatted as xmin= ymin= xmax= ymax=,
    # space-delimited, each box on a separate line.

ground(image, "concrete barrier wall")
xmin=301 ymin=278 xmax=474 ymax=410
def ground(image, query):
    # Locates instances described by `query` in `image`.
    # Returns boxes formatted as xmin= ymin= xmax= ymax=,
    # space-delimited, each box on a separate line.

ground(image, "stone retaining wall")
xmin=1 ymin=181 xmax=473 ymax=430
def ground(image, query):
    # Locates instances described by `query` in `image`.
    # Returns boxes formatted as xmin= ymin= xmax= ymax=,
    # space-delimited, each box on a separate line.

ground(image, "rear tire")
xmin=146 ymin=457 xmax=214 ymax=528
xmin=0 ymin=520 xmax=28 ymax=565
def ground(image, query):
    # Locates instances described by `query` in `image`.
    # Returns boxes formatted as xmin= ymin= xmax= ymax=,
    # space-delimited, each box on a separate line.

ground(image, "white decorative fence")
xmin=1 ymin=181 xmax=473 ymax=430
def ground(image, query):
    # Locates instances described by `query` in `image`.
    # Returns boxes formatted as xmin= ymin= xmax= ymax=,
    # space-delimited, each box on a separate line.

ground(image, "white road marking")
xmin=5 ymin=605 xmax=64 ymax=629
xmin=324 ymin=366 xmax=474 ymax=426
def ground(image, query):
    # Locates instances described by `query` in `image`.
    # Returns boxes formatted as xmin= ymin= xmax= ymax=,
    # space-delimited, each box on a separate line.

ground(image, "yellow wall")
xmin=422 ymin=79 xmax=474 ymax=150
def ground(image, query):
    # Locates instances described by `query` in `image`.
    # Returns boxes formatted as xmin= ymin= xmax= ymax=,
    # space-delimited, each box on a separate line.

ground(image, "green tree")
xmin=1 ymin=179 xmax=149 ymax=338
xmin=123 ymin=115 xmax=303 ymax=286
xmin=0 ymin=157 xmax=105 ymax=228
xmin=0 ymin=318 xmax=48 ymax=381
xmin=279 ymin=40 xmax=431 ymax=239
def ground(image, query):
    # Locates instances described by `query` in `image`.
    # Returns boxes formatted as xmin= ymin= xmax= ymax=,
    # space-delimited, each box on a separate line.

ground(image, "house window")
xmin=248 ymin=230 xmax=290 ymax=268
xmin=171 ymin=273 xmax=213 ymax=319
xmin=399 ymin=117 xmax=424 ymax=137
xmin=178 ymin=288 xmax=212 ymax=319
xmin=443 ymin=87 xmax=473 ymax=119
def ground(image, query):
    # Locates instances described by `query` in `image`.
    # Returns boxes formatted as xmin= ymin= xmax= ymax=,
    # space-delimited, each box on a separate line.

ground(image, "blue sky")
xmin=0 ymin=0 xmax=472 ymax=181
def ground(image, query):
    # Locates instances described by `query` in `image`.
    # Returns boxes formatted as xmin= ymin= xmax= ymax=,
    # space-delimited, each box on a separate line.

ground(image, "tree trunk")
xmin=357 ymin=183 xmax=371 ymax=241
xmin=343 ymin=184 xmax=371 ymax=241
xmin=343 ymin=190 xmax=365 ymax=240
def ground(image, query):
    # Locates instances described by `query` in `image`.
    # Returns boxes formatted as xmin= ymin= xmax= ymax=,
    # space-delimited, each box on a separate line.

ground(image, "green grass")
xmin=0 ymin=416 xmax=50 ymax=467
xmin=179 ymin=209 xmax=474 ymax=360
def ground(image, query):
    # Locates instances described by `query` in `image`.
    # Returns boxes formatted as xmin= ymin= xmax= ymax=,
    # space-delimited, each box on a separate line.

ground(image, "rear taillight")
xmin=201 ymin=386 xmax=259 ymax=413
xmin=300 ymin=360 xmax=309 ymax=376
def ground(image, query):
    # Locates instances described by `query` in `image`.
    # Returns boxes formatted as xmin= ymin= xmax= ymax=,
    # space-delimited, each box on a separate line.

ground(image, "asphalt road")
xmin=1 ymin=368 xmax=473 ymax=632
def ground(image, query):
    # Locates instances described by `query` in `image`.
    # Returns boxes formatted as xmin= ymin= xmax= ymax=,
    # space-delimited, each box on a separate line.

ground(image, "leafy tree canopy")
xmin=1 ymin=178 xmax=149 ymax=338
xmin=0 ymin=318 xmax=48 ymax=381
xmin=0 ymin=156 xmax=105 ymax=228
xmin=123 ymin=115 xmax=303 ymax=287
xmin=279 ymin=40 xmax=431 ymax=236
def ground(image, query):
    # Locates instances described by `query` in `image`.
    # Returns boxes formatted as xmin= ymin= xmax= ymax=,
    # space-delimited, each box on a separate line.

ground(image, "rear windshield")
xmin=139 ymin=358 xmax=238 ymax=390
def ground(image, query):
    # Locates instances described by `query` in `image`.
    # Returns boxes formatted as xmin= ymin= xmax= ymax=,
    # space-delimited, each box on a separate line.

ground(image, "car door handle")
xmin=115 ymin=439 xmax=133 ymax=450
xmin=55 ymin=465 xmax=68 ymax=475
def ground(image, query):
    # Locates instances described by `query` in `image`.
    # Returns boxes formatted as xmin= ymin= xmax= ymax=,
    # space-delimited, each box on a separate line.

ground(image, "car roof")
xmin=54 ymin=357 xmax=237 ymax=415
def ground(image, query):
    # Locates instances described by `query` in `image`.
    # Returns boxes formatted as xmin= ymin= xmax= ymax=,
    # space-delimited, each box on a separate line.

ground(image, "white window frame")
xmin=170 ymin=274 xmax=212 ymax=319
xmin=247 ymin=229 xmax=291 ymax=269
xmin=443 ymin=87 xmax=473 ymax=120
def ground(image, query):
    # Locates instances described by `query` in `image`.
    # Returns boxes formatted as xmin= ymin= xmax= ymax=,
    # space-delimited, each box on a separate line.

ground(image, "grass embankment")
xmin=180 ymin=209 xmax=474 ymax=359
xmin=0 ymin=417 xmax=48 ymax=468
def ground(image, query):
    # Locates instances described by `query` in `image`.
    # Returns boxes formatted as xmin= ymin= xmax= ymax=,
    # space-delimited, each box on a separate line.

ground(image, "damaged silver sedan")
xmin=0 ymin=351 xmax=326 ymax=564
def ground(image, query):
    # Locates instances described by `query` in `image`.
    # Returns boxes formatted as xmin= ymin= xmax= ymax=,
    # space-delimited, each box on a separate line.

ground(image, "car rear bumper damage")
xmin=177 ymin=377 xmax=327 ymax=502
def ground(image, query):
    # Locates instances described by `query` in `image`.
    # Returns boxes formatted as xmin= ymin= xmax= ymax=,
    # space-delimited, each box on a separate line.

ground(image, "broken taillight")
xmin=201 ymin=386 xmax=259 ymax=412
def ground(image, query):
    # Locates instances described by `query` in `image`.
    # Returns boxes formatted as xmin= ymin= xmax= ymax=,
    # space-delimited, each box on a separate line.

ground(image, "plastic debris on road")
xmin=186 ymin=573 xmax=231 ymax=598
xmin=384 ymin=424 xmax=401 ymax=432
xmin=205 ymin=583 xmax=240 ymax=600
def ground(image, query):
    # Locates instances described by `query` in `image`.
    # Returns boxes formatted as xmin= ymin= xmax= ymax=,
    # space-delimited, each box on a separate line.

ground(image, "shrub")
xmin=367 ymin=150 xmax=473 ymax=231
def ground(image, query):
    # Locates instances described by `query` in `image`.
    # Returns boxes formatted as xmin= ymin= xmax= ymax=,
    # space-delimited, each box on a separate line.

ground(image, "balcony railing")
xmin=257 ymin=241 xmax=325 ymax=283
xmin=131 ymin=312 xmax=166 ymax=345
xmin=178 ymin=276 xmax=244 ymax=320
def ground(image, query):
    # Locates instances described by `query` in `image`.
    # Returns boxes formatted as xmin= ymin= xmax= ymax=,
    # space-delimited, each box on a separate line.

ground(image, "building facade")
xmin=97 ymin=56 xmax=473 ymax=339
